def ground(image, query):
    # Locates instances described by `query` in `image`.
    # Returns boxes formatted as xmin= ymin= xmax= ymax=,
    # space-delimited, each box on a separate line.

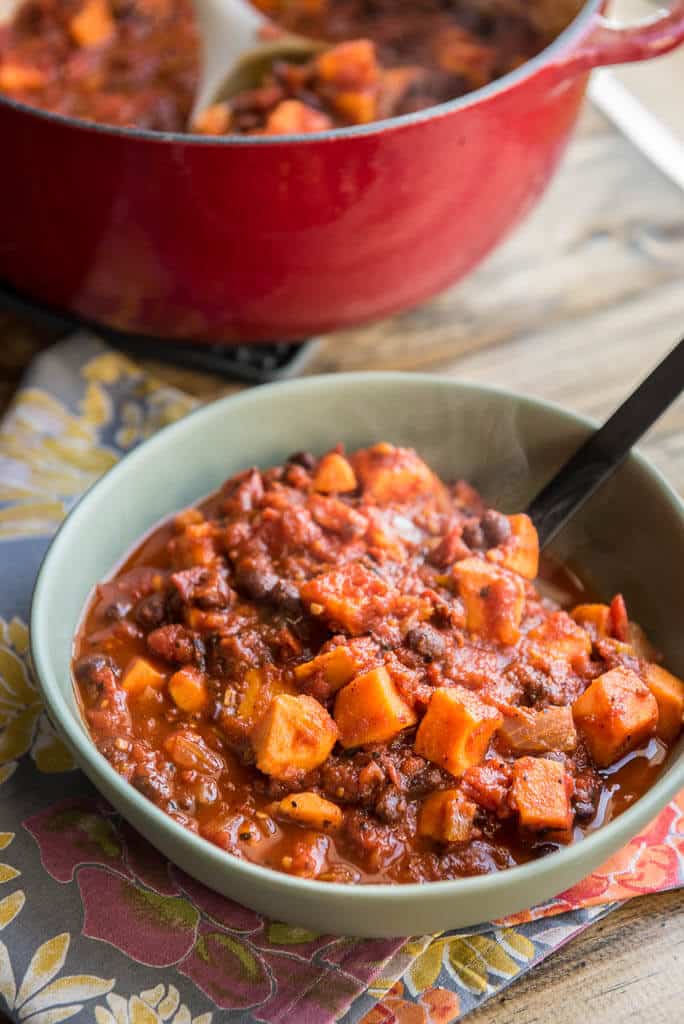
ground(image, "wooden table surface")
xmin=2 ymin=99 xmax=683 ymax=1021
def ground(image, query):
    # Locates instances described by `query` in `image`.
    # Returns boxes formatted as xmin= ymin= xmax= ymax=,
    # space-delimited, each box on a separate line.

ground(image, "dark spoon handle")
xmin=527 ymin=338 xmax=684 ymax=549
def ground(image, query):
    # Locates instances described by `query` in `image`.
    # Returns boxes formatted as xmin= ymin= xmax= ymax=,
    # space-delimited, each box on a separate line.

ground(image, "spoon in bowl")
xmin=527 ymin=337 xmax=684 ymax=549
xmin=190 ymin=0 xmax=322 ymax=125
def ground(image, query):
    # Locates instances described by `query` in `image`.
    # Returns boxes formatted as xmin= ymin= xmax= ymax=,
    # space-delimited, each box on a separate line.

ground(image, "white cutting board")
xmin=589 ymin=0 xmax=684 ymax=189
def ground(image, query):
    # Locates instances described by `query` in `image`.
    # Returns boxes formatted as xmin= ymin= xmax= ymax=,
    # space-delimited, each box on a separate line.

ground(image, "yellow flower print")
xmin=0 ymin=617 xmax=74 ymax=779
xmin=95 ymin=984 xmax=212 ymax=1024
xmin=0 ymin=387 xmax=117 ymax=538
xmin=0 ymin=833 xmax=20 ymax=886
xmin=0 ymin=931 xmax=113 ymax=1024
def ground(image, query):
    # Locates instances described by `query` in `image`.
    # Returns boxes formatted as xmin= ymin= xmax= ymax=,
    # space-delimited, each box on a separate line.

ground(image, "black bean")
xmin=287 ymin=451 xmax=316 ymax=470
xmin=462 ymin=519 xmax=485 ymax=550
xmin=234 ymin=559 xmax=278 ymax=601
xmin=481 ymin=509 xmax=511 ymax=547
xmin=270 ymin=578 xmax=302 ymax=614
xmin=134 ymin=591 xmax=167 ymax=630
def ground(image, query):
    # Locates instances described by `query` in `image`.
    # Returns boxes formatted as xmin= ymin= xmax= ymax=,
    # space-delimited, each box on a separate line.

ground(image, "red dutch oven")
xmin=1 ymin=0 xmax=683 ymax=344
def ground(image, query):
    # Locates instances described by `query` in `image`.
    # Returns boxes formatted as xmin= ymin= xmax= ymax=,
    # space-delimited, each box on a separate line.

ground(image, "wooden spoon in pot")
xmin=190 ymin=0 xmax=322 ymax=125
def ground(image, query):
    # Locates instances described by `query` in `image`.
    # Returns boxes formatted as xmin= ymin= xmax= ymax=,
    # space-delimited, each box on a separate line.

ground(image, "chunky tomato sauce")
xmin=73 ymin=444 xmax=683 ymax=884
xmin=0 ymin=0 xmax=576 ymax=134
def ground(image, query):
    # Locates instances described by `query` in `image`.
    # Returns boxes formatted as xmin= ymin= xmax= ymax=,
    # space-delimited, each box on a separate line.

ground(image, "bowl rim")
xmin=0 ymin=0 xmax=597 ymax=146
xmin=30 ymin=370 xmax=684 ymax=903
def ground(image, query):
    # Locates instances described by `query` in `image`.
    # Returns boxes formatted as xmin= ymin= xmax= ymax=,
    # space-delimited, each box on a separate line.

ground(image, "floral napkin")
xmin=0 ymin=335 xmax=682 ymax=1024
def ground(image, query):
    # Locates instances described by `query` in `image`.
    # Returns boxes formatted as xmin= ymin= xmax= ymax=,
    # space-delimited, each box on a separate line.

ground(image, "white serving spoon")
xmin=190 ymin=0 xmax=322 ymax=122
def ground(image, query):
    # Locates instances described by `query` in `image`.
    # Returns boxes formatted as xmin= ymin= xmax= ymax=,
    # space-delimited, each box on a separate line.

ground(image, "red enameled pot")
xmin=1 ymin=0 xmax=683 ymax=344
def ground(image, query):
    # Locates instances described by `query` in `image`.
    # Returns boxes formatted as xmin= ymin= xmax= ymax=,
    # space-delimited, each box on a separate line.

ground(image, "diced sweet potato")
xmin=452 ymin=557 xmax=525 ymax=646
xmin=238 ymin=667 xmax=295 ymax=727
xmin=294 ymin=645 xmax=361 ymax=692
xmin=528 ymin=611 xmax=591 ymax=662
xmin=487 ymin=514 xmax=539 ymax=580
xmin=644 ymin=664 xmax=684 ymax=743
xmin=271 ymin=792 xmax=343 ymax=831
xmin=316 ymin=39 xmax=380 ymax=89
xmin=263 ymin=100 xmax=332 ymax=135
xmin=312 ymin=452 xmax=358 ymax=494
xmin=333 ymin=89 xmax=377 ymax=124
xmin=69 ymin=0 xmax=115 ymax=47
xmin=499 ymin=706 xmax=577 ymax=755
xmin=168 ymin=667 xmax=209 ymax=713
xmin=414 ymin=687 xmax=503 ymax=778
xmin=191 ymin=102 xmax=231 ymax=136
xmin=571 ymin=603 xmax=611 ymax=639
xmin=352 ymin=444 xmax=447 ymax=506
xmin=121 ymin=656 xmax=166 ymax=696
xmin=418 ymin=789 xmax=477 ymax=843
xmin=300 ymin=563 xmax=391 ymax=635
xmin=512 ymin=756 xmax=573 ymax=831
xmin=572 ymin=667 xmax=658 ymax=767
xmin=334 ymin=666 xmax=417 ymax=748
xmin=0 ymin=64 xmax=47 ymax=91
xmin=252 ymin=694 xmax=338 ymax=779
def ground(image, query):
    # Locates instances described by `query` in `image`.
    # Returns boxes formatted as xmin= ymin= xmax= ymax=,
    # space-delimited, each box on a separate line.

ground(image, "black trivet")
xmin=0 ymin=278 xmax=318 ymax=384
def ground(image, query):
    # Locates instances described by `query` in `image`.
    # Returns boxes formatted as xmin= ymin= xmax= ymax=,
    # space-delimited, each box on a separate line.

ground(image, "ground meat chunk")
xmin=147 ymin=624 xmax=197 ymax=664
xmin=171 ymin=566 xmax=233 ymax=609
xmin=374 ymin=784 xmax=407 ymax=824
xmin=343 ymin=808 xmax=403 ymax=873
xmin=405 ymin=623 xmax=445 ymax=662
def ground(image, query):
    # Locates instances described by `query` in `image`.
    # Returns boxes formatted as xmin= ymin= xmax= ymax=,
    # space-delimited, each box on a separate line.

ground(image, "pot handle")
xmin=559 ymin=1 xmax=684 ymax=74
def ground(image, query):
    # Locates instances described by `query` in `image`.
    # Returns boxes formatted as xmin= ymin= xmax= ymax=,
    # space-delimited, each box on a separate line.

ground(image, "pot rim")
xmin=0 ymin=0 xmax=599 ymax=146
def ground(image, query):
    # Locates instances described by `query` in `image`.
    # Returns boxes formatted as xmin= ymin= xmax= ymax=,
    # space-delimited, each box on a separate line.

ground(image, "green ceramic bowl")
xmin=31 ymin=373 xmax=684 ymax=937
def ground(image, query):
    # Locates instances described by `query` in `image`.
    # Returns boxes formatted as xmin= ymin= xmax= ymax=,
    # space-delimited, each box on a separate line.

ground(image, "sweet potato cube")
xmin=512 ymin=757 xmax=573 ymax=831
xmin=263 ymin=99 xmax=332 ymax=135
xmin=414 ymin=687 xmax=503 ymax=778
xmin=316 ymin=39 xmax=380 ymax=88
xmin=300 ymin=563 xmax=391 ymax=635
xmin=252 ymin=694 xmax=338 ymax=779
xmin=272 ymin=792 xmax=343 ymax=831
xmin=644 ymin=664 xmax=684 ymax=743
xmin=571 ymin=603 xmax=611 ymax=639
xmin=499 ymin=705 xmax=577 ymax=755
xmin=294 ymin=645 xmax=360 ymax=692
xmin=238 ymin=667 xmax=296 ymax=728
xmin=69 ymin=0 xmax=115 ymax=47
xmin=488 ymin=513 xmax=539 ymax=580
xmin=121 ymin=656 xmax=166 ymax=696
xmin=418 ymin=789 xmax=477 ymax=843
xmin=572 ymin=667 xmax=658 ymax=767
xmin=168 ymin=667 xmax=209 ymax=713
xmin=528 ymin=612 xmax=592 ymax=661
xmin=0 ymin=63 xmax=47 ymax=91
xmin=312 ymin=452 xmax=358 ymax=494
xmin=352 ymin=444 xmax=447 ymax=506
xmin=334 ymin=667 xmax=416 ymax=748
xmin=452 ymin=557 xmax=525 ymax=646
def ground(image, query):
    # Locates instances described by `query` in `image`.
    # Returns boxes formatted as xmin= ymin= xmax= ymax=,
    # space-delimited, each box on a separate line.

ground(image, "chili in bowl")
xmin=31 ymin=374 xmax=684 ymax=936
